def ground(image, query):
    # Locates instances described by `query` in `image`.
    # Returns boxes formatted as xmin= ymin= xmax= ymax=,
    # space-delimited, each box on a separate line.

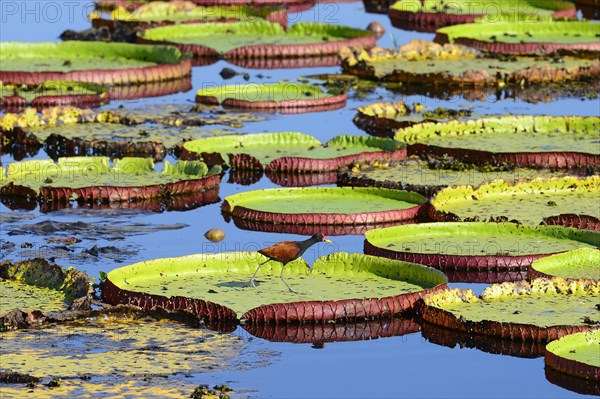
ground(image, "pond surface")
xmin=1 ymin=1 xmax=598 ymax=398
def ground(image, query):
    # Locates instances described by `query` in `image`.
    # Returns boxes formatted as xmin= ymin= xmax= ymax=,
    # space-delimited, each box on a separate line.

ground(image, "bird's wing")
xmin=258 ymin=241 xmax=300 ymax=263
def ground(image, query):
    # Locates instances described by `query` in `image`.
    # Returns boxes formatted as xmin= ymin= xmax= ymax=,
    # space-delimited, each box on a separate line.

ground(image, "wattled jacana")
xmin=252 ymin=233 xmax=333 ymax=293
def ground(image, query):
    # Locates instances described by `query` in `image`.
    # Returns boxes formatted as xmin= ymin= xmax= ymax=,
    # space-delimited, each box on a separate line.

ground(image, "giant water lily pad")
xmin=0 ymin=81 xmax=108 ymax=111
xmin=102 ymin=252 xmax=447 ymax=323
xmin=0 ymin=42 xmax=191 ymax=86
xmin=182 ymin=132 xmax=406 ymax=172
xmin=427 ymin=176 xmax=600 ymax=225
xmin=338 ymin=159 xmax=576 ymax=198
xmin=196 ymin=82 xmax=347 ymax=112
xmin=364 ymin=223 xmax=600 ymax=283
xmin=418 ymin=278 xmax=600 ymax=341
xmin=0 ymin=157 xmax=220 ymax=210
xmin=353 ymin=100 xmax=473 ymax=137
xmin=396 ymin=115 xmax=600 ymax=169
xmin=138 ymin=21 xmax=375 ymax=65
xmin=222 ymin=187 xmax=426 ymax=232
xmin=435 ymin=20 xmax=600 ymax=54
xmin=545 ymin=330 xmax=600 ymax=383
xmin=389 ymin=0 xmax=577 ymax=32
xmin=341 ymin=40 xmax=600 ymax=86
xmin=529 ymin=248 xmax=600 ymax=281
xmin=92 ymin=1 xmax=287 ymax=29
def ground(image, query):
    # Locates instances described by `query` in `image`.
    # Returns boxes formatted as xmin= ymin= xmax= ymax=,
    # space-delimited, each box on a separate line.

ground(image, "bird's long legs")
xmin=250 ymin=260 xmax=268 ymax=290
xmin=280 ymin=265 xmax=302 ymax=294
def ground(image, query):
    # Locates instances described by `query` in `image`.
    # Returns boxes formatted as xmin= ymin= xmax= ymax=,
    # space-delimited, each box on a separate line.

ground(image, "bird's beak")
xmin=324 ymin=239 xmax=332 ymax=244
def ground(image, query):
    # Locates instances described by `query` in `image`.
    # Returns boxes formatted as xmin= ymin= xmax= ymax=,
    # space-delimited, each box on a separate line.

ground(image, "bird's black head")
xmin=312 ymin=233 xmax=332 ymax=244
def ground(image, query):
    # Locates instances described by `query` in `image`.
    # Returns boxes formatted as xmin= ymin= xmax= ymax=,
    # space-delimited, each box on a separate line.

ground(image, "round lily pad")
xmin=529 ymin=248 xmax=600 ymax=281
xmin=0 ymin=157 xmax=221 ymax=210
xmin=435 ymin=20 xmax=600 ymax=55
xmin=353 ymin=100 xmax=473 ymax=137
xmin=338 ymin=159 xmax=576 ymax=198
xmin=364 ymin=222 xmax=600 ymax=283
xmin=396 ymin=115 xmax=600 ymax=169
xmin=195 ymin=82 xmax=347 ymax=113
xmin=427 ymin=176 xmax=599 ymax=225
xmin=545 ymin=330 xmax=600 ymax=386
xmin=389 ymin=0 xmax=577 ymax=32
xmin=0 ymin=42 xmax=192 ymax=86
xmin=138 ymin=21 xmax=375 ymax=64
xmin=341 ymin=40 xmax=600 ymax=86
xmin=244 ymin=317 xmax=421 ymax=343
xmin=0 ymin=81 xmax=108 ymax=111
xmin=102 ymin=252 xmax=447 ymax=323
xmin=92 ymin=2 xmax=287 ymax=29
xmin=182 ymin=132 xmax=406 ymax=172
xmin=222 ymin=187 xmax=426 ymax=230
xmin=418 ymin=278 xmax=600 ymax=341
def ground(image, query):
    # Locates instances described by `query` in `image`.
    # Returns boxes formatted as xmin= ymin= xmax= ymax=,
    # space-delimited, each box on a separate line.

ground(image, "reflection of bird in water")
xmin=251 ymin=234 xmax=333 ymax=293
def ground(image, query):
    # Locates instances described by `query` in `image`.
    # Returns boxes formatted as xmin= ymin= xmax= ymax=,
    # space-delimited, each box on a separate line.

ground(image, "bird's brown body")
xmin=251 ymin=234 xmax=332 ymax=292
xmin=258 ymin=241 xmax=303 ymax=265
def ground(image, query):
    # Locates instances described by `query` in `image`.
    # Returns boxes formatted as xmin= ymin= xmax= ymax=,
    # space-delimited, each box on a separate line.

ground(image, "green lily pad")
xmin=545 ymin=330 xmax=600 ymax=382
xmin=196 ymin=82 xmax=347 ymax=112
xmin=341 ymin=40 xmax=600 ymax=85
xmin=222 ymin=187 xmax=426 ymax=231
xmin=102 ymin=252 xmax=447 ymax=322
xmin=353 ymin=100 xmax=473 ymax=137
xmin=0 ymin=41 xmax=191 ymax=86
xmin=428 ymin=176 xmax=599 ymax=225
xmin=529 ymin=248 xmax=600 ymax=281
xmin=0 ymin=280 xmax=67 ymax=315
xmin=182 ymin=132 xmax=406 ymax=171
xmin=435 ymin=20 xmax=600 ymax=54
xmin=138 ymin=21 xmax=374 ymax=57
xmin=0 ymin=157 xmax=220 ymax=208
xmin=396 ymin=115 xmax=600 ymax=169
xmin=338 ymin=159 xmax=577 ymax=198
xmin=419 ymin=278 xmax=600 ymax=341
xmin=93 ymin=2 xmax=285 ymax=27
xmin=364 ymin=222 xmax=600 ymax=282
xmin=389 ymin=0 xmax=577 ymax=32
xmin=0 ymin=81 xmax=108 ymax=110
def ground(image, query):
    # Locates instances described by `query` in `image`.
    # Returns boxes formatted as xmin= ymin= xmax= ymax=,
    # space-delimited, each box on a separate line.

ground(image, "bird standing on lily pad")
xmin=252 ymin=234 xmax=333 ymax=293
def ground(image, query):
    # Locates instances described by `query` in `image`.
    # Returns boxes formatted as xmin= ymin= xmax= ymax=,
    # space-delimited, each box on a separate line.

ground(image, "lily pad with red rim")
xmin=528 ymin=248 xmax=600 ymax=281
xmin=0 ymin=157 xmax=221 ymax=211
xmin=341 ymin=40 xmax=600 ymax=86
xmin=182 ymin=132 xmax=406 ymax=172
xmin=101 ymin=251 xmax=448 ymax=323
xmin=396 ymin=115 xmax=600 ymax=169
xmin=545 ymin=330 xmax=599 ymax=385
xmin=418 ymin=278 xmax=600 ymax=341
xmin=364 ymin=222 xmax=600 ymax=283
xmin=0 ymin=81 xmax=108 ymax=111
xmin=0 ymin=41 xmax=192 ymax=86
xmin=222 ymin=186 xmax=426 ymax=233
xmin=435 ymin=20 xmax=600 ymax=55
xmin=137 ymin=21 xmax=376 ymax=68
xmin=91 ymin=1 xmax=288 ymax=30
xmin=389 ymin=0 xmax=577 ymax=33
xmin=337 ymin=159 xmax=576 ymax=198
xmin=427 ymin=176 xmax=599 ymax=226
xmin=353 ymin=100 xmax=473 ymax=137
xmin=195 ymin=82 xmax=347 ymax=113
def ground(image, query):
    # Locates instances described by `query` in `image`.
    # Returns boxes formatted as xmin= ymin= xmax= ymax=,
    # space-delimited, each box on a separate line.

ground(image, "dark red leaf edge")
xmin=545 ymin=363 xmax=600 ymax=396
xmin=541 ymin=214 xmax=600 ymax=231
xmin=545 ymin=334 xmax=600 ymax=381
